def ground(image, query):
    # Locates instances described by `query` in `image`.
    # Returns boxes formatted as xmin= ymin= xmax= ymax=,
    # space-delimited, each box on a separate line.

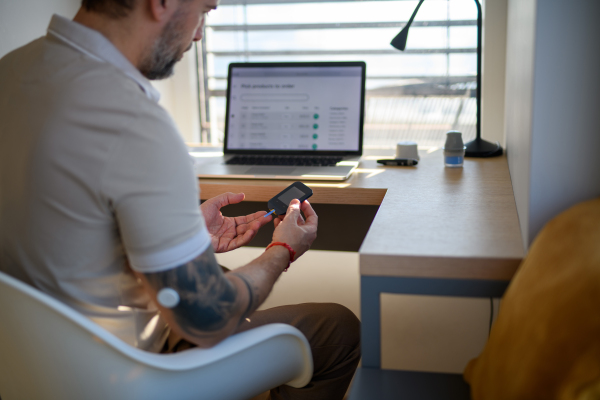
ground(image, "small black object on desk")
xmin=377 ymin=158 xmax=418 ymax=166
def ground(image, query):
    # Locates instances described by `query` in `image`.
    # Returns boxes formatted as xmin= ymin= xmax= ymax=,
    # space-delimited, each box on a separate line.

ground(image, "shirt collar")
xmin=47 ymin=14 xmax=161 ymax=103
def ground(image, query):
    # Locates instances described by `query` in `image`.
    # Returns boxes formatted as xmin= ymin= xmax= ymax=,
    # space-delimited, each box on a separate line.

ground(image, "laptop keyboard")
xmin=226 ymin=155 xmax=343 ymax=167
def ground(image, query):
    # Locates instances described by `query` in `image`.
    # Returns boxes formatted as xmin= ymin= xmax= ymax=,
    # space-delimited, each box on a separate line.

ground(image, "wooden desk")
xmin=196 ymin=149 xmax=523 ymax=282
xmin=194 ymin=147 xmax=524 ymax=398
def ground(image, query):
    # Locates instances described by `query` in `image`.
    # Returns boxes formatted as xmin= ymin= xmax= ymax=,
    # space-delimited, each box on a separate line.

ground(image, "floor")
xmin=217 ymin=248 xmax=499 ymax=375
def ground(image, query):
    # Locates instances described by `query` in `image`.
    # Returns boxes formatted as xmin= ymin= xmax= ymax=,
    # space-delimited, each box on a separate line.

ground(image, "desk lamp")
xmin=391 ymin=0 xmax=503 ymax=157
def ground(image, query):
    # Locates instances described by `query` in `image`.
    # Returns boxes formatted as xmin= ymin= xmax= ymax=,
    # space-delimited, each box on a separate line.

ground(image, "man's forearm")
xmin=228 ymin=245 xmax=291 ymax=319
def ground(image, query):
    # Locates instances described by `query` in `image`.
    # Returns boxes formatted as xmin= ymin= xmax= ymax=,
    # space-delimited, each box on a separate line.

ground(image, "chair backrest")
xmin=0 ymin=271 xmax=313 ymax=400
xmin=0 ymin=271 xmax=162 ymax=399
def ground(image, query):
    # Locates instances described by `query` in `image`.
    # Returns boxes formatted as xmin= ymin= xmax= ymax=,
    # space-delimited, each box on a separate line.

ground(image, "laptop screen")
xmin=224 ymin=62 xmax=365 ymax=155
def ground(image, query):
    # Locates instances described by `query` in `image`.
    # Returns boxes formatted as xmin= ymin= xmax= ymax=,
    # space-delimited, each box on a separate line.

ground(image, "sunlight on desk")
xmin=352 ymin=168 xmax=386 ymax=179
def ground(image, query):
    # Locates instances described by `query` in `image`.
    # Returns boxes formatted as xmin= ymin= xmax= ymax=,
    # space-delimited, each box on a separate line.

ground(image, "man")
xmin=0 ymin=0 xmax=360 ymax=399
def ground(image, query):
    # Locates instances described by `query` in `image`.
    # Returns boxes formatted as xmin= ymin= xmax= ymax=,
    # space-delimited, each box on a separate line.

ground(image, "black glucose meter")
xmin=265 ymin=182 xmax=313 ymax=217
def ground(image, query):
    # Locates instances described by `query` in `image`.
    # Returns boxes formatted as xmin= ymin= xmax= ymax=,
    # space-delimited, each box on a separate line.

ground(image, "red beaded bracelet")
xmin=265 ymin=242 xmax=296 ymax=271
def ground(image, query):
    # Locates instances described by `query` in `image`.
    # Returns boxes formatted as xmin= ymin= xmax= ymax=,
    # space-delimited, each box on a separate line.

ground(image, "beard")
xmin=140 ymin=11 xmax=191 ymax=80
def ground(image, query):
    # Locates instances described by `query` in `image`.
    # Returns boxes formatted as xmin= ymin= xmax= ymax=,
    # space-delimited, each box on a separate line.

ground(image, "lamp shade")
xmin=390 ymin=28 xmax=409 ymax=51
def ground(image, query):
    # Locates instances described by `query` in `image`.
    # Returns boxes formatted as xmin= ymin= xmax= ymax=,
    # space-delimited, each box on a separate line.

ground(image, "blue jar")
xmin=443 ymin=131 xmax=465 ymax=168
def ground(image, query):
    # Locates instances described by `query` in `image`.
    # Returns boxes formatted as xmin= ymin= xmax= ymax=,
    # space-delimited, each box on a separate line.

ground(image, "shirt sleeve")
xmin=101 ymin=101 xmax=211 ymax=273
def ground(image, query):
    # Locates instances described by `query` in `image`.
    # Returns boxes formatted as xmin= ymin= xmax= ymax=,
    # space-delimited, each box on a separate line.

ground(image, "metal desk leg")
xmin=359 ymin=275 xmax=510 ymax=369
xmin=361 ymin=275 xmax=382 ymax=368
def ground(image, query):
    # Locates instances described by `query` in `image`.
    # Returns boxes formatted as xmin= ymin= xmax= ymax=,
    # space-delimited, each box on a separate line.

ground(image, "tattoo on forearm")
xmin=229 ymin=272 xmax=260 ymax=320
xmin=144 ymin=248 xmax=240 ymax=336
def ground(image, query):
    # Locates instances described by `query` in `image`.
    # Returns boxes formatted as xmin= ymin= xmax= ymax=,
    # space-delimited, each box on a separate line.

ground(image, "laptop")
xmin=193 ymin=61 xmax=366 ymax=181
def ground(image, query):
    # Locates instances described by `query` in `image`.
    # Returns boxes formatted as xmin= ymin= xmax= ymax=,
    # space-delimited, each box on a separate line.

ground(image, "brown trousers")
xmin=164 ymin=302 xmax=361 ymax=400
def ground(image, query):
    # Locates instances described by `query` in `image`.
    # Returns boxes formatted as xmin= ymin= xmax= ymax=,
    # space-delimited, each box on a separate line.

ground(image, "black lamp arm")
xmin=390 ymin=0 xmax=425 ymax=51
xmin=390 ymin=0 xmax=502 ymax=157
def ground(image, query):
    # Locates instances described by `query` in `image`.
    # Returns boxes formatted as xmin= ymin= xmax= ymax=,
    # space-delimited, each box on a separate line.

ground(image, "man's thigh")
xmin=238 ymin=303 xmax=359 ymax=353
xmin=164 ymin=302 xmax=359 ymax=351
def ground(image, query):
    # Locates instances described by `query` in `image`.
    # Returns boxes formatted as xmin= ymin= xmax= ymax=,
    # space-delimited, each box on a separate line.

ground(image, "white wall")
xmin=481 ymin=0 xmax=508 ymax=147
xmin=152 ymin=50 xmax=202 ymax=143
xmin=504 ymin=0 xmax=537 ymax=247
xmin=505 ymin=0 xmax=600 ymax=248
xmin=527 ymin=1 xmax=600 ymax=245
xmin=0 ymin=0 xmax=79 ymax=59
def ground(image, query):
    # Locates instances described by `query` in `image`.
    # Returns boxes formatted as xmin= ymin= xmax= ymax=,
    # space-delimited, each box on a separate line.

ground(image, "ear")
xmin=147 ymin=0 xmax=177 ymax=22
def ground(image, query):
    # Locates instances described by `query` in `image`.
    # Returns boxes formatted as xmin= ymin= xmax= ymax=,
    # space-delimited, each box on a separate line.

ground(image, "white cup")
xmin=396 ymin=141 xmax=419 ymax=160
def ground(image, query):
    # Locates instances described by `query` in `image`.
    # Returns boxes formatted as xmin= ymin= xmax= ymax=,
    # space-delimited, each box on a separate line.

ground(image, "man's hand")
xmin=272 ymin=199 xmax=318 ymax=259
xmin=201 ymin=192 xmax=272 ymax=253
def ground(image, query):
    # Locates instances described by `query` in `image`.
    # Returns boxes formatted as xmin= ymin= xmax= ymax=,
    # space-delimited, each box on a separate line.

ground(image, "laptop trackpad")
xmin=246 ymin=166 xmax=297 ymax=176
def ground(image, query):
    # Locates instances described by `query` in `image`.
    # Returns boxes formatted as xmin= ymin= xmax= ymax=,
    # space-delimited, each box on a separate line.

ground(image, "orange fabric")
xmin=464 ymin=197 xmax=600 ymax=400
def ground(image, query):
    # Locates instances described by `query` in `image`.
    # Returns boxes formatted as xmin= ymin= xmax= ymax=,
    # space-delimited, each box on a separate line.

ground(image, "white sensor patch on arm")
xmin=157 ymin=288 xmax=180 ymax=308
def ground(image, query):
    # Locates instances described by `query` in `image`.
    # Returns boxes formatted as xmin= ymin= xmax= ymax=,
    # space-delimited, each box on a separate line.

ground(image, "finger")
xmin=240 ymin=215 xmax=270 ymax=235
xmin=300 ymin=199 xmax=317 ymax=218
xmin=234 ymin=210 xmax=271 ymax=226
xmin=296 ymin=211 xmax=305 ymax=226
xmin=210 ymin=192 xmax=245 ymax=209
xmin=300 ymin=200 xmax=318 ymax=227
xmin=227 ymin=229 xmax=255 ymax=251
xmin=273 ymin=218 xmax=281 ymax=228
xmin=234 ymin=213 xmax=271 ymax=238
xmin=283 ymin=199 xmax=301 ymax=225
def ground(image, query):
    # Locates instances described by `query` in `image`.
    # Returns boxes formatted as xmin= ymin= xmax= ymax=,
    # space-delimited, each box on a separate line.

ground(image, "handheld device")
xmin=265 ymin=182 xmax=313 ymax=217
xmin=377 ymin=158 xmax=418 ymax=166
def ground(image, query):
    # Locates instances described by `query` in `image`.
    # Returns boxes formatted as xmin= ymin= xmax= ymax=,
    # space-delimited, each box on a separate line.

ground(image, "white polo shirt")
xmin=0 ymin=15 xmax=211 ymax=352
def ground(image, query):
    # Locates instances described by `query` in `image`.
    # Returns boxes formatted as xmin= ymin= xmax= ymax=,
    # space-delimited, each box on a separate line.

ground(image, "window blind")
xmin=197 ymin=0 xmax=477 ymax=148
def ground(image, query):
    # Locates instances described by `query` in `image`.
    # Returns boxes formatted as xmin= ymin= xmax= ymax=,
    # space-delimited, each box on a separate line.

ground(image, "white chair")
xmin=0 ymin=270 xmax=313 ymax=400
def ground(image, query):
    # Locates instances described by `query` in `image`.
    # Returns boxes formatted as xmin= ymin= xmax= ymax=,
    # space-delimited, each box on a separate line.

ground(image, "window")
xmin=197 ymin=0 xmax=477 ymax=149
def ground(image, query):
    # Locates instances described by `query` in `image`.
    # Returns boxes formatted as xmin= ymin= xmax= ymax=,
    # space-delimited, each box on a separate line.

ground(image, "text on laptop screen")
xmin=226 ymin=66 xmax=363 ymax=152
